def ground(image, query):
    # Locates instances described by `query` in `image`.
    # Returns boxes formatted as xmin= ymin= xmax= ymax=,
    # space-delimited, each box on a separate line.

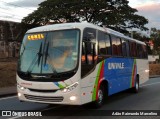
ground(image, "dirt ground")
xmin=0 ymin=58 xmax=17 ymax=88
xmin=0 ymin=58 xmax=160 ymax=88
xmin=149 ymin=64 xmax=160 ymax=76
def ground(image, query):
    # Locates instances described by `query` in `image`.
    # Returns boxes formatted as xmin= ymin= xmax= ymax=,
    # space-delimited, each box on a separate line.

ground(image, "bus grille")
xmin=28 ymin=88 xmax=58 ymax=93
xmin=24 ymin=94 xmax=64 ymax=102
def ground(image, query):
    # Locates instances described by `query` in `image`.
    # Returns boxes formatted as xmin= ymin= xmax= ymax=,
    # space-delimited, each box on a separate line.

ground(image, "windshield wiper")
xmin=38 ymin=43 xmax=43 ymax=66
xmin=44 ymin=42 xmax=49 ymax=65
xmin=26 ymin=42 xmax=43 ymax=74
xmin=44 ymin=42 xmax=57 ymax=74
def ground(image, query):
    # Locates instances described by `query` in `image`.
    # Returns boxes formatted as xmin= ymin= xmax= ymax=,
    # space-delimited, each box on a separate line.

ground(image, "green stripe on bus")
xmin=59 ymin=83 xmax=65 ymax=89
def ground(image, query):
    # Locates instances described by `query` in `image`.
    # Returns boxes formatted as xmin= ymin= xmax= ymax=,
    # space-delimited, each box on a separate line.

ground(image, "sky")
xmin=0 ymin=0 xmax=160 ymax=30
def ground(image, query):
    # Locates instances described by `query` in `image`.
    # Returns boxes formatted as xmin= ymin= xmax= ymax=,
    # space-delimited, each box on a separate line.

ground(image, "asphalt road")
xmin=1 ymin=78 xmax=160 ymax=119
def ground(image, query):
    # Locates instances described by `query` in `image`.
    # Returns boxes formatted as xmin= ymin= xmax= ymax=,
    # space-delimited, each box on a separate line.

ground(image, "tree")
xmin=128 ymin=31 xmax=152 ymax=54
xmin=150 ymin=28 xmax=160 ymax=55
xmin=22 ymin=0 xmax=148 ymax=32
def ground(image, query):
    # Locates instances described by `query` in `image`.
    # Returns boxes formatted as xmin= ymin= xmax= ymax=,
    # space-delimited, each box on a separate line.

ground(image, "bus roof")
xmin=27 ymin=22 xmax=146 ymax=45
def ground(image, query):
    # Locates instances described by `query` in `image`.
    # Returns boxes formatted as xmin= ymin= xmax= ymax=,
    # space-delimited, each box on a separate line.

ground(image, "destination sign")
xmin=27 ymin=34 xmax=44 ymax=40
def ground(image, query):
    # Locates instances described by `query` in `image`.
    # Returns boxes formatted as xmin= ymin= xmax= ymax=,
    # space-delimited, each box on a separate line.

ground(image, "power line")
xmin=0 ymin=0 xmax=37 ymax=22
xmin=0 ymin=0 xmax=35 ymax=11
xmin=0 ymin=17 xmax=22 ymax=21
xmin=0 ymin=16 xmax=22 ymax=20
xmin=0 ymin=8 xmax=25 ymax=18
xmin=0 ymin=9 xmax=25 ymax=21
xmin=0 ymin=15 xmax=23 ymax=20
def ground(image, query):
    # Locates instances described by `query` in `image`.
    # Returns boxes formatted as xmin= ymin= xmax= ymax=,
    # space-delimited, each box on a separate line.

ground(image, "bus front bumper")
xmin=17 ymin=85 xmax=81 ymax=105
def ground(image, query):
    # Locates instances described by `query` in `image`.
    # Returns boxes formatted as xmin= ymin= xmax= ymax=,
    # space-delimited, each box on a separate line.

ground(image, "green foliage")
xmin=132 ymin=31 xmax=149 ymax=42
xmin=22 ymin=0 xmax=148 ymax=32
xmin=150 ymin=28 xmax=160 ymax=55
xmin=127 ymin=31 xmax=152 ymax=54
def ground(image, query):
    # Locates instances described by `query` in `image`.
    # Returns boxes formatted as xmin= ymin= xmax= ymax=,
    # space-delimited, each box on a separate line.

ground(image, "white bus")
xmin=17 ymin=22 xmax=149 ymax=107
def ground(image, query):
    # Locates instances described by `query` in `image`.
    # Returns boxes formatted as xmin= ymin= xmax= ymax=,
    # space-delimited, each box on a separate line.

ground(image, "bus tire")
xmin=93 ymin=84 xmax=105 ymax=108
xmin=132 ymin=76 xmax=139 ymax=93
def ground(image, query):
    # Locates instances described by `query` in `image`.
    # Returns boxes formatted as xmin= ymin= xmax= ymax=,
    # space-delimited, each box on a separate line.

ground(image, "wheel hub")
xmin=98 ymin=89 xmax=103 ymax=104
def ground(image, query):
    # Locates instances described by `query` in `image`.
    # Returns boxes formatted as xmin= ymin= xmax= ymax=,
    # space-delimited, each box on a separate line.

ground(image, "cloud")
xmin=136 ymin=3 xmax=160 ymax=29
xmin=129 ymin=0 xmax=160 ymax=8
xmin=10 ymin=0 xmax=45 ymax=8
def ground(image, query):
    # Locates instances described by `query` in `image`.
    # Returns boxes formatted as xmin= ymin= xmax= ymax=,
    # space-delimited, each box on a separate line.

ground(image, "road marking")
xmin=8 ymin=116 xmax=21 ymax=119
xmin=41 ymin=105 xmax=64 ymax=111
xmin=140 ymin=81 xmax=160 ymax=87
xmin=0 ymin=96 xmax=17 ymax=101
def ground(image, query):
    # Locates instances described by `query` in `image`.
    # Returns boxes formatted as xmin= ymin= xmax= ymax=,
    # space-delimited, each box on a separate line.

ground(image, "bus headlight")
xmin=17 ymin=84 xmax=26 ymax=91
xmin=70 ymin=96 xmax=77 ymax=101
xmin=145 ymin=69 xmax=149 ymax=73
xmin=18 ymin=93 xmax=22 ymax=97
xmin=61 ymin=82 xmax=79 ymax=93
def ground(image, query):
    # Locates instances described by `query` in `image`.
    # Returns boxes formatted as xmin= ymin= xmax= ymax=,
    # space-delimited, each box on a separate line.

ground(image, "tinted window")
xmin=142 ymin=45 xmax=148 ymax=59
xmin=129 ymin=42 xmax=137 ymax=57
xmin=121 ymin=39 xmax=129 ymax=57
xmin=98 ymin=31 xmax=106 ymax=55
xmin=105 ymin=34 xmax=112 ymax=55
xmin=81 ymin=28 xmax=97 ymax=78
xmin=111 ymin=35 xmax=122 ymax=56
xmin=98 ymin=31 xmax=111 ymax=55
xmin=137 ymin=44 xmax=143 ymax=58
xmin=137 ymin=44 xmax=148 ymax=59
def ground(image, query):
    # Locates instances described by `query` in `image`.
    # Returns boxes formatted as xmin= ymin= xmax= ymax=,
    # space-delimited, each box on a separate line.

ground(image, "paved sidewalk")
xmin=0 ymin=86 xmax=17 ymax=98
xmin=149 ymin=75 xmax=160 ymax=78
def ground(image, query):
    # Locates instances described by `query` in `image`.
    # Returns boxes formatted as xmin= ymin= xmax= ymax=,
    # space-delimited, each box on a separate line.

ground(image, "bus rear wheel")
xmin=132 ymin=77 xmax=139 ymax=93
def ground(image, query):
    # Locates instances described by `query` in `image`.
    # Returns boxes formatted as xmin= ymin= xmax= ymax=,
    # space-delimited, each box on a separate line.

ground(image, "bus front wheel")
xmin=93 ymin=85 xmax=105 ymax=108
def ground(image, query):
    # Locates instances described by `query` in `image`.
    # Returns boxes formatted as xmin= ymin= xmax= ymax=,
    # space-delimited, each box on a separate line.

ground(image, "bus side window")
xmin=105 ymin=34 xmax=111 ymax=55
xmin=129 ymin=42 xmax=137 ymax=58
xmin=126 ymin=40 xmax=130 ymax=57
xmin=136 ymin=44 xmax=147 ymax=59
xmin=137 ymin=44 xmax=143 ymax=58
xmin=122 ymin=39 xmax=127 ymax=57
xmin=142 ymin=45 xmax=147 ymax=59
xmin=81 ymin=28 xmax=97 ymax=78
xmin=98 ymin=31 xmax=111 ymax=56
xmin=82 ymin=41 xmax=96 ymax=65
xmin=98 ymin=31 xmax=107 ymax=55
xmin=111 ymin=35 xmax=122 ymax=56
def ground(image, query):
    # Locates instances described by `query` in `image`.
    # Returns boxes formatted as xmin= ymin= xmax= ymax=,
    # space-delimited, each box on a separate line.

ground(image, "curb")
xmin=0 ymin=93 xmax=17 ymax=98
xmin=149 ymin=75 xmax=160 ymax=78
xmin=0 ymin=86 xmax=17 ymax=98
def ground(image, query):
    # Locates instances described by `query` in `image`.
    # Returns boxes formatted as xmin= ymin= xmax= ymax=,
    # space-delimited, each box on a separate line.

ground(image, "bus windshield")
xmin=18 ymin=29 xmax=79 ymax=75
